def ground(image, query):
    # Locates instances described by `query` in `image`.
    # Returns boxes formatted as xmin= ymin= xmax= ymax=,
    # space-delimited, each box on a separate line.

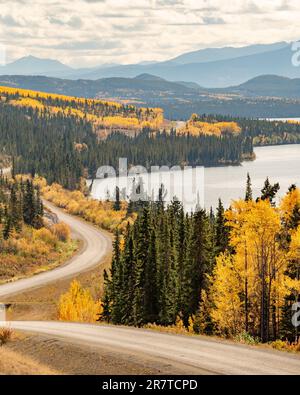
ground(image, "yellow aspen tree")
xmin=210 ymin=253 xmax=244 ymax=337
xmin=225 ymin=199 xmax=290 ymax=341
xmin=58 ymin=280 xmax=102 ymax=323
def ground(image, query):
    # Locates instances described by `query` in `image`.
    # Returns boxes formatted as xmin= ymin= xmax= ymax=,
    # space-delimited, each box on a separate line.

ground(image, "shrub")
xmin=58 ymin=280 xmax=102 ymax=323
xmin=145 ymin=317 xmax=189 ymax=335
xmin=234 ymin=331 xmax=260 ymax=345
xmin=34 ymin=227 xmax=58 ymax=247
xmin=0 ymin=327 xmax=13 ymax=346
xmin=51 ymin=223 xmax=71 ymax=242
xmin=270 ymin=339 xmax=287 ymax=350
xmin=270 ymin=339 xmax=300 ymax=352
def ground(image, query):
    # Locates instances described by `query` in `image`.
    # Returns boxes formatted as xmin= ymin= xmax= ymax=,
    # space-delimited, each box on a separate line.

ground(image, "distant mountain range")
xmin=0 ymin=73 xmax=200 ymax=98
xmin=1 ymin=41 xmax=299 ymax=87
xmin=1 ymin=73 xmax=299 ymax=99
xmin=221 ymin=75 xmax=300 ymax=99
xmin=0 ymin=73 xmax=299 ymax=119
xmin=0 ymin=55 xmax=72 ymax=77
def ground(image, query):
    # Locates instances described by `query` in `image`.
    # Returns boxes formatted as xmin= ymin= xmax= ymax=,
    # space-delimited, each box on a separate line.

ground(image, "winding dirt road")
xmin=0 ymin=201 xmax=112 ymax=298
xmin=1 ymin=202 xmax=300 ymax=374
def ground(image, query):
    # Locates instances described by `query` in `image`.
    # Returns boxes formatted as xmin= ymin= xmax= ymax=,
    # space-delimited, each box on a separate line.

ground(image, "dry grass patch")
xmin=0 ymin=347 xmax=59 ymax=375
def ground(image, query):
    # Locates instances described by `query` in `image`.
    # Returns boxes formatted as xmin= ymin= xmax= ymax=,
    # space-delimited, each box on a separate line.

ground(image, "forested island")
xmin=0 ymin=88 xmax=253 ymax=189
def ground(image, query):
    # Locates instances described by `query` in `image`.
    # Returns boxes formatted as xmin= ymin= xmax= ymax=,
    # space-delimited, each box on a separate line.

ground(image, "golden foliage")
xmin=280 ymin=187 xmax=300 ymax=225
xmin=0 ymin=85 xmax=122 ymax=108
xmin=210 ymin=253 xmax=244 ymax=336
xmin=0 ymin=86 xmax=164 ymax=133
xmin=41 ymin=181 xmax=136 ymax=233
xmin=50 ymin=223 xmax=71 ymax=242
xmin=58 ymin=280 xmax=102 ymax=323
xmin=0 ymin=205 xmax=74 ymax=283
xmin=211 ymin=198 xmax=300 ymax=338
xmin=179 ymin=114 xmax=241 ymax=137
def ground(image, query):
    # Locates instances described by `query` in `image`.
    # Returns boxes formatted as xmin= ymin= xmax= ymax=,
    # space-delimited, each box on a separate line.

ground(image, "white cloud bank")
xmin=0 ymin=0 xmax=299 ymax=66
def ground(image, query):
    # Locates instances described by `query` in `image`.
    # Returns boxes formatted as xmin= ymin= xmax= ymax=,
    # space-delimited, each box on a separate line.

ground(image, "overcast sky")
xmin=0 ymin=0 xmax=299 ymax=67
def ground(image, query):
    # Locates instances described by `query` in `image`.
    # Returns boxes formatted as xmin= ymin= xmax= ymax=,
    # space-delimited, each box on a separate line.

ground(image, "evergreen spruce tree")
xmin=215 ymin=198 xmax=229 ymax=254
xmin=121 ymin=224 xmax=136 ymax=325
xmin=3 ymin=215 xmax=12 ymax=240
xmin=110 ymin=230 xmax=123 ymax=324
xmin=101 ymin=270 xmax=112 ymax=323
xmin=181 ymin=210 xmax=213 ymax=325
xmin=113 ymin=186 xmax=121 ymax=211
xmin=133 ymin=206 xmax=150 ymax=326
xmin=245 ymin=173 xmax=253 ymax=201
xmin=260 ymin=177 xmax=280 ymax=205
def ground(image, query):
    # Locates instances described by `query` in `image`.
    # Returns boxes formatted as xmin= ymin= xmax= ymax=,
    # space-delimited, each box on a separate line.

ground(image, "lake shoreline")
xmin=90 ymin=144 xmax=300 ymax=210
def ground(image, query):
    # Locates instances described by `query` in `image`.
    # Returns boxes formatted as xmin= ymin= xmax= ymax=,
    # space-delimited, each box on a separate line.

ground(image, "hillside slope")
xmin=222 ymin=75 xmax=300 ymax=98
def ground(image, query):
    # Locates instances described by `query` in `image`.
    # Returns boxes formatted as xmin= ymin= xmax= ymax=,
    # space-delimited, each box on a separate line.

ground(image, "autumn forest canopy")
xmin=103 ymin=180 xmax=300 ymax=343
xmin=0 ymin=87 xmax=300 ymax=346
xmin=1 ymin=87 xmax=300 ymax=191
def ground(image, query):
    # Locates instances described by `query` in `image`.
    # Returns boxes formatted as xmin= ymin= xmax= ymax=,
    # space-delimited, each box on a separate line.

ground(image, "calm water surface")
xmin=90 ymin=144 xmax=300 ymax=210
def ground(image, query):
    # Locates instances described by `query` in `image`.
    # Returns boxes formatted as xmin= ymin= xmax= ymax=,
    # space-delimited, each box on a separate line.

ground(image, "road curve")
xmin=1 ymin=198 xmax=299 ymax=374
xmin=0 ymin=201 xmax=112 ymax=298
xmin=6 ymin=321 xmax=300 ymax=375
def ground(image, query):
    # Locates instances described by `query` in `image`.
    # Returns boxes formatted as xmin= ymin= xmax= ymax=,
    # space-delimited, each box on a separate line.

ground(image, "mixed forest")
xmin=0 ymin=173 xmax=74 ymax=282
xmin=1 ymin=87 xmax=300 ymax=346
xmin=102 ymin=179 xmax=300 ymax=344
xmin=194 ymin=114 xmax=300 ymax=146
xmin=0 ymin=88 xmax=253 ymax=190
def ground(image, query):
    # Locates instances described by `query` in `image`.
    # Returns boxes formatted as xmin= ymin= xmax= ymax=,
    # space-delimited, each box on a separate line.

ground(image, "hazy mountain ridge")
xmin=2 ymin=41 xmax=299 ymax=87
xmin=0 ymin=73 xmax=201 ymax=98
xmin=82 ymin=45 xmax=298 ymax=87
xmin=221 ymin=75 xmax=300 ymax=98
xmin=165 ymin=42 xmax=289 ymax=64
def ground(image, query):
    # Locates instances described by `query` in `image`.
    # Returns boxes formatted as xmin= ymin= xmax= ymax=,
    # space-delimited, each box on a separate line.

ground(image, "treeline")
xmin=157 ymin=98 xmax=300 ymax=121
xmin=0 ymin=103 xmax=93 ymax=189
xmin=0 ymin=102 xmax=252 ymax=190
xmin=2 ymin=89 xmax=150 ymax=121
xmin=101 ymin=194 xmax=226 ymax=328
xmin=0 ymin=173 xmax=43 ymax=239
xmin=102 ymin=179 xmax=300 ymax=343
xmin=195 ymin=114 xmax=300 ymax=146
xmin=94 ymin=129 xmax=251 ymax=171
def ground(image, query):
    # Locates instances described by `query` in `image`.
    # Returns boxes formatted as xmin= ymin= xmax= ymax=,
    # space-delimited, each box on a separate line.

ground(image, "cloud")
xmin=113 ymin=23 xmax=147 ymax=32
xmin=95 ymin=13 xmax=133 ymax=18
xmin=48 ymin=17 xmax=65 ymax=25
xmin=0 ymin=15 xmax=22 ymax=27
xmin=156 ymin=0 xmax=184 ymax=5
xmin=52 ymin=39 xmax=121 ymax=51
xmin=277 ymin=0 xmax=291 ymax=11
xmin=1 ymin=0 xmax=299 ymax=67
xmin=48 ymin=16 xmax=82 ymax=28
xmin=165 ymin=16 xmax=225 ymax=26
xmin=202 ymin=16 xmax=225 ymax=25
xmin=241 ymin=1 xmax=265 ymax=14
xmin=67 ymin=16 xmax=83 ymax=28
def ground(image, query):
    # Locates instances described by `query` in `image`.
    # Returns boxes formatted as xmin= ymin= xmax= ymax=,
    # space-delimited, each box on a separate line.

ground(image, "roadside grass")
xmin=4 ymin=248 xmax=112 ymax=322
xmin=0 ymin=239 xmax=79 ymax=286
xmin=270 ymin=339 xmax=300 ymax=353
xmin=143 ymin=324 xmax=300 ymax=354
xmin=0 ymin=346 xmax=59 ymax=375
